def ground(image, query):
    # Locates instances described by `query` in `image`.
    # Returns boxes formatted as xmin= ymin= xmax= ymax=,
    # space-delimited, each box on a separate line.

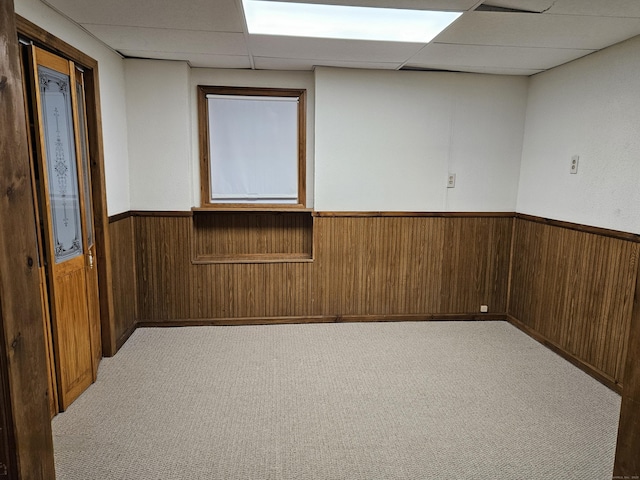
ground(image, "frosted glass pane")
xmin=207 ymin=96 xmax=298 ymax=203
xmin=76 ymin=78 xmax=94 ymax=247
xmin=38 ymin=66 xmax=83 ymax=263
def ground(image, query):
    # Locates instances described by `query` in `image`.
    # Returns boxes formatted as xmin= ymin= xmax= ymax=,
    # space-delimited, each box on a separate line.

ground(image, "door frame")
xmin=17 ymin=15 xmax=118 ymax=357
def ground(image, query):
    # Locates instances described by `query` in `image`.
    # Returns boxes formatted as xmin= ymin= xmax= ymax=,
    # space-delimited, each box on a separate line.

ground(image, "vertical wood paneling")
xmin=440 ymin=217 xmax=512 ymax=313
xmin=193 ymin=211 xmax=312 ymax=259
xmin=309 ymin=216 xmax=510 ymax=317
xmin=509 ymin=217 xmax=638 ymax=385
xmin=135 ymin=214 xmax=512 ymax=323
xmin=136 ymin=216 xmax=192 ymax=320
xmin=263 ymin=263 xmax=313 ymax=317
xmin=109 ymin=216 xmax=137 ymax=346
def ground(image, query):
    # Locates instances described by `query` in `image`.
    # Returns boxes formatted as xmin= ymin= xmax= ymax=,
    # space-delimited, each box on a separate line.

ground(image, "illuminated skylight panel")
xmin=242 ymin=1 xmax=462 ymax=43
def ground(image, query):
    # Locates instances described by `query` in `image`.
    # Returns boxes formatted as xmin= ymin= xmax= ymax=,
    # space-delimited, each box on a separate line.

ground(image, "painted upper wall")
xmin=15 ymin=0 xmax=131 ymax=215
xmin=132 ymin=63 xmax=526 ymax=212
xmin=314 ymin=67 xmax=528 ymax=212
xmin=125 ymin=59 xmax=192 ymax=211
xmin=517 ymin=35 xmax=640 ymax=234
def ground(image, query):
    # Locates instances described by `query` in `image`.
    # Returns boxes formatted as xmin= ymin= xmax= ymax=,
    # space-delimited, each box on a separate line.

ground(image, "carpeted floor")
xmin=52 ymin=321 xmax=621 ymax=479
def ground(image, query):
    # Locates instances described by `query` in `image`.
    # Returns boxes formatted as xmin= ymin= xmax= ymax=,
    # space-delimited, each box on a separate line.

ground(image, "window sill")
xmin=193 ymin=206 xmax=312 ymax=213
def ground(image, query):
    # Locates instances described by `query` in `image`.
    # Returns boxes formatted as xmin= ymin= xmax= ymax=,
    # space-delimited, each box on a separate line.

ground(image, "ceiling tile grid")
xmin=41 ymin=0 xmax=640 ymax=74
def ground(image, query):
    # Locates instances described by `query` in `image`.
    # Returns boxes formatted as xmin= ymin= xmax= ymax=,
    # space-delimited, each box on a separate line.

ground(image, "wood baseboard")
xmin=506 ymin=314 xmax=622 ymax=393
xmin=115 ymin=322 xmax=138 ymax=353
xmin=135 ymin=313 xmax=507 ymax=329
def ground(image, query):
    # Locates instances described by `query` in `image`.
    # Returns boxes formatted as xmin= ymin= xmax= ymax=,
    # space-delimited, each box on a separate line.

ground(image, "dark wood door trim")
xmin=0 ymin=1 xmax=56 ymax=477
xmin=614 ymin=256 xmax=640 ymax=477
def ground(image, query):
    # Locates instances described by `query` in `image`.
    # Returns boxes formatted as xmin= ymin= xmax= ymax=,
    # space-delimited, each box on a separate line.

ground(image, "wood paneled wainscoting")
xmin=109 ymin=213 xmax=138 ymax=349
xmin=508 ymin=214 xmax=640 ymax=392
xmin=107 ymin=211 xmax=513 ymax=328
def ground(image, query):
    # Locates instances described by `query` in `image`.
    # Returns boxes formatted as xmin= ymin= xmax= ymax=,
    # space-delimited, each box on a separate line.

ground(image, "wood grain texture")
xmin=193 ymin=210 xmax=313 ymax=262
xmin=39 ymin=267 xmax=58 ymax=418
xmin=0 ymin=2 xmax=56 ymax=476
xmin=85 ymin=63 xmax=117 ymax=357
xmin=109 ymin=216 xmax=138 ymax=348
xmin=0 ymin=326 xmax=17 ymax=478
xmin=86 ymin=259 xmax=102 ymax=381
xmin=138 ymin=314 xmax=506 ymax=328
xmin=135 ymin=214 xmax=511 ymax=322
xmin=516 ymin=213 xmax=640 ymax=243
xmin=136 ymin=216 xmax=193 ymax=321
xmin=508 ymin=217 xmax=638 ymax=387
xmin=315 ymin=211 xmax=515 ymax=218
xmin=312 ymin=216 xmax=511 ymax=316
xmin=614 ymin=249 xmax=640 ymax=477
xmin=52 ymin=265 xmax=93 ymax=410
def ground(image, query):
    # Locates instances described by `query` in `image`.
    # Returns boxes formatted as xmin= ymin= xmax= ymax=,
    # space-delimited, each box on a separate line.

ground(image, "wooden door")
xmin=27 ymin=46 xmax=101 ymax=411
xmin=75 ymin=69 xmax=102 ymax=379
xmin=20 ymin=44 xmax=59 ymax=418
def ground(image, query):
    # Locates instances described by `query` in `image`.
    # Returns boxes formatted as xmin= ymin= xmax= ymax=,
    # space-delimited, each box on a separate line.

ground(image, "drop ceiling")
xmin=41 ymin=0 xmax=640 ymax=75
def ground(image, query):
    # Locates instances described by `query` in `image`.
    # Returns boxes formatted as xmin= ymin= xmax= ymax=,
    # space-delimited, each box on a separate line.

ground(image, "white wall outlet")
xmin=447 ymin=173 xmax=456 ymax=188
xmin=480 ymin=305 xmax=488 ymax=313
xmin=570 ymin=155 xmax=579 ymax=174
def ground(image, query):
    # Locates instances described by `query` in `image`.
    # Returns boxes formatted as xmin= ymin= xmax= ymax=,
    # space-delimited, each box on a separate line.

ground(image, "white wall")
xmin=15 ymin=0 xmax=131 ymax=215
xmin=517 ymin=35 xmax=640 ymax=234
xmin=190 ymin=68 xmax=316 ymax=208
xmin=125 ymin=59 xmax=192 ymax=211
xmin=314 ymin=67 xmax=528 ymax=212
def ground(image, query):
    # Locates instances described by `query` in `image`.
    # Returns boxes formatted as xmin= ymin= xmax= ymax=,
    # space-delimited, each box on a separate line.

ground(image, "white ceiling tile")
xmin=403 ymin=64 xmax=543 ymax=75
xmin=545 ymin=0 xmax=640 ymax=17
xmin=175 ymin=54 xmax=252 ymax=69
xmin=119 ymin=50 xmax=252 ymax=69
xmin=408 ymin=43 xmax=595 ymax=70
xmin=261 ymin=0 xmax=479 ymax=11
xmin=435 ymin=11 xmax=640 ymax=49
xmin=82 ymin=25 xmax=248 ymax=56
xmin=484 ymin=0 xmax=640 ymax=16
xmin=43 ymin=0 xmax=245 ymax=31
xmin=249 ymin=35 xmax=424 ymax=62
xmin=253 ymin=56 xmax=401 ymax=70
xmin=38 ymin=0 xmax=640 ymax=74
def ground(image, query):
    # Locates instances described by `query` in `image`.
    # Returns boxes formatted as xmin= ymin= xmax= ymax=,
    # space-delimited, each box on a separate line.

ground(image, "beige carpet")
xmin=52 ymin=321 xmax=621 ymax=479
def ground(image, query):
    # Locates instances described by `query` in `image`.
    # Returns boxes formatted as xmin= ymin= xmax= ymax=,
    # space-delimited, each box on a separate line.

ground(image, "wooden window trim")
xmin=197 ymin=85 xmax=306 ymax=210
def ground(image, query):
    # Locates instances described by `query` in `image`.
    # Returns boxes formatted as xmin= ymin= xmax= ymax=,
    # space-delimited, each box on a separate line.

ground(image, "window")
xmin=198 ymin=86 xmax=306 ymax=208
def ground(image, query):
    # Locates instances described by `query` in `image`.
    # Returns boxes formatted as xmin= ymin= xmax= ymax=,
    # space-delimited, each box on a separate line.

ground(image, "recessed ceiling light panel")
xmin=242 ymin=0 xmax=462 ymax=43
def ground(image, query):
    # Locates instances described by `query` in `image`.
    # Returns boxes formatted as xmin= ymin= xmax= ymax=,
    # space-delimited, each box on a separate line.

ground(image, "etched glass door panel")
xmin=38 ymin=65 xmax=83 ymax=263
